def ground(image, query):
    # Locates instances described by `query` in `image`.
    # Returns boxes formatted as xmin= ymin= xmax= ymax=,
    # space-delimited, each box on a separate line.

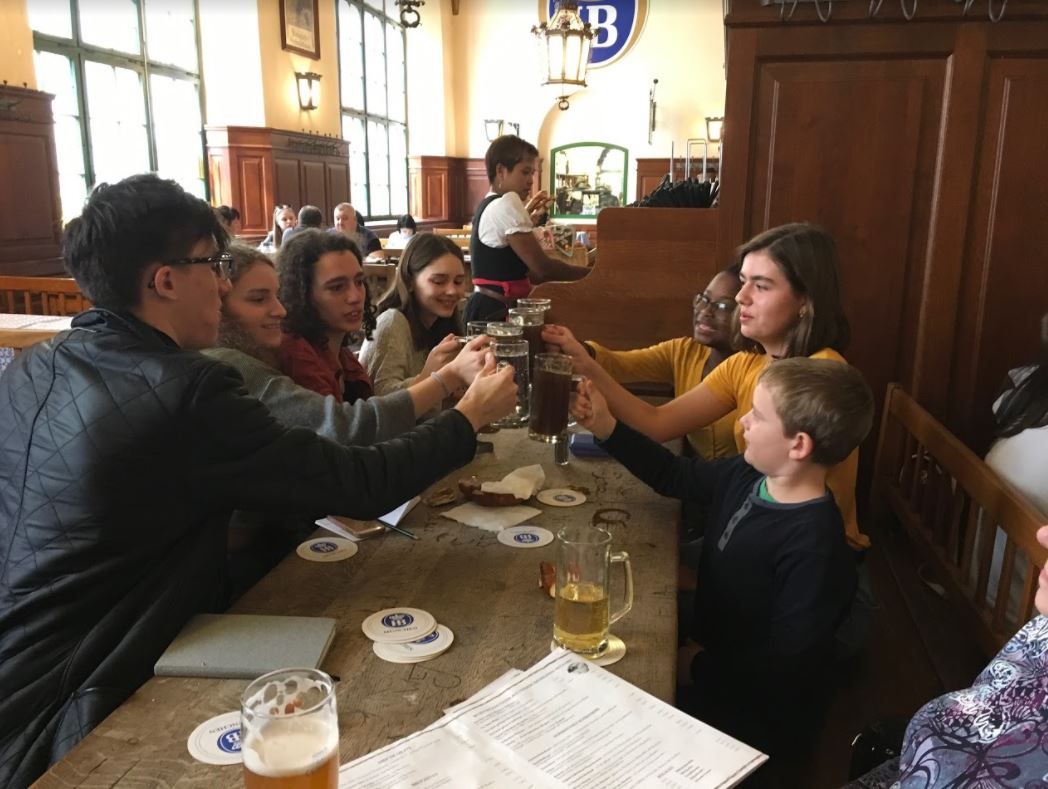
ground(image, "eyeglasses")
xmin=166 ymin=252 xmax=234 ymax=280
xmin=694 ymin=293 xmax=736 ymax=313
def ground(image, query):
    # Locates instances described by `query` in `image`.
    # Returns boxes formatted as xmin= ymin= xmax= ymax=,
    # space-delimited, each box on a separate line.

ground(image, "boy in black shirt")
xmin=575 ymin=358 xmax=874 ymax=759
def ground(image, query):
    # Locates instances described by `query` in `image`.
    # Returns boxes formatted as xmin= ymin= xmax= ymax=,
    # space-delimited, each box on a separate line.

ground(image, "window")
xmin=337 ymin=0 xmax=408 ymax=220
xmin=29 ymin=0 xmax=205 ymax=223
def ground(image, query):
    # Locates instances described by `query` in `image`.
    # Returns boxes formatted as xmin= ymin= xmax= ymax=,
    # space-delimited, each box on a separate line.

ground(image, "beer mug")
xmin=508 ymin=307 xmax=546 ymax=370
xmin=241 ymin=668 xmax=339 ymax=788
xmin=553 ymin=525 xmax=634 ymax=656
xmin=515 ymin=297 xmax=551 ymax=313
xmin=492 ymin=338 xmax=529 ymax=428
xmin=529 ymin=353 xmax=572 ymax=443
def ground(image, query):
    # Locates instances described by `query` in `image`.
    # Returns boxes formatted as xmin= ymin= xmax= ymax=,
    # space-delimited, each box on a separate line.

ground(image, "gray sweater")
xmin=204 ymin=347 xmax=416 ymax=445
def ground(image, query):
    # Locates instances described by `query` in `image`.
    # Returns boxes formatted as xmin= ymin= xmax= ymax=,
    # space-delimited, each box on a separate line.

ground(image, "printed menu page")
xmin=340 ymin=649 xmax=766 ymax=788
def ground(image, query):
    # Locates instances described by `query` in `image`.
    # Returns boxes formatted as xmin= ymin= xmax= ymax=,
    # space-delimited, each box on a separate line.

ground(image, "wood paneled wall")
xmin=721 ymin=0 xmax=1048 ymax=451
xmin=206 ymin=126 xmax=350 ymax=239
xmin=408 ymin=155 xmax=485 ymax=227
xmin=0 ymin=85 xmax=64 ymax=276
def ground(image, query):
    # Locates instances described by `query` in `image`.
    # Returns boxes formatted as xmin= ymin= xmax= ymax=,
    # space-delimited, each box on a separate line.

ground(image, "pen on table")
xmin=384 ymin=522 xmax=418 ymax=540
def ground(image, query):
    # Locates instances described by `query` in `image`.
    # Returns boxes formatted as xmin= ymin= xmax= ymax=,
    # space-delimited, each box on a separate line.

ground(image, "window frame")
xmin=336 ymin=0 xmax=410 ymax=222
xmin=31 ymin=0 xmax=208 ymax=203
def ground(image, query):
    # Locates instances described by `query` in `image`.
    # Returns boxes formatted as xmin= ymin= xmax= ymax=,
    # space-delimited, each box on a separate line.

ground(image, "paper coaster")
xmin=296 ymin=537 xmax=358 ymax=562
xmin=497 ymin=526 xmax=554 ymax=548
xmin=362 ymin=608 xmax=437 ymax=644
xmin=549 ymin=634 xmax=627 ymax=667
xmin=187 ymin=711 xmax=242 ymax=766
xmin=373 ymin=624 xmax=455 ymax=663
xmin=537 ymin=488 xmax=587 ymax=507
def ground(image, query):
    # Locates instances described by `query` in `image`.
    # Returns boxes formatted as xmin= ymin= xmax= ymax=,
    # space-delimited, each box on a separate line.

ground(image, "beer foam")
xmin=242 ymin=717 xmax=338 ymax=778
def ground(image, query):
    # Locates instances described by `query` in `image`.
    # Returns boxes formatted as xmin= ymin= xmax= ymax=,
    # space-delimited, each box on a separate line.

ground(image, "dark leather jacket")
xmin=0 ymin=310 xmax=476 ymax=787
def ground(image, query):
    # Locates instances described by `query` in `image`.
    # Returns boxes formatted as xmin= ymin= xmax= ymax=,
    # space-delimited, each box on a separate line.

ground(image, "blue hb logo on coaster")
xmin=542 ymin=0 xmax=648 ymax=67
xmin=383 ymin=612 xmax=415 ymax=628
xmin=311 ymin=541 xmax=338 ymax=553
xmin=414 ymin=630 xmax=441 ymax=645
xmin=554 ymin=494 xmax=575 ymax=503
xmin=514 ymin=533 xmax=541 ymax=544
xmin=217 ymin=728 xmax=241 ymax=754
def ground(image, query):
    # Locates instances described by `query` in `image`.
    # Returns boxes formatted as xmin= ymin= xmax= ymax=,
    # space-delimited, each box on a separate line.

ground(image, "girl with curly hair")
xmin=277 ymin=229 xmax=378 ymax=403
xmin=360 ymin=233 xmax=468 ymax=400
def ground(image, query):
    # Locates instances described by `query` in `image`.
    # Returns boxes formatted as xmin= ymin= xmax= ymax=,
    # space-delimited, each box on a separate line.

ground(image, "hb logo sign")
xmin=541 ymin=0 xmax=649 ymax=68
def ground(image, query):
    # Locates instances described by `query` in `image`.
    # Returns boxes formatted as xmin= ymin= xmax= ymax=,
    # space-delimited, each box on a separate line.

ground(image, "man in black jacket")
xmin=0 ymin=174 xmax=516 ymax=787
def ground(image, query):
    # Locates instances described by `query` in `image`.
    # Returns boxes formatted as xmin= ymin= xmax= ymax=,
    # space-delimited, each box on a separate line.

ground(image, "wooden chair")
xmin=0 ymin=276 xmax=90 ymax=316
xmin=363 ymin=263 xmax=398 ymax=306
xmin=872 ymin=383 xmax=1047 ymax=655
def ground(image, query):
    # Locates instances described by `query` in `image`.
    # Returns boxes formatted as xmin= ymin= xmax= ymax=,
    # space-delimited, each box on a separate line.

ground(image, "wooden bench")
xmin=0 ymin=276 xmax=90 ymax=316
xmin=872 ymin=383 xmax=1047 ymax=655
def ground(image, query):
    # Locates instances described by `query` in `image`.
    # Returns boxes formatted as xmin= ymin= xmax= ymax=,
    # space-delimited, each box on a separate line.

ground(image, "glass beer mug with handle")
xmin=241 ymin=668 xmax=339 ymax=789
xmin=553 ymin=525 xmax=634 ymax=656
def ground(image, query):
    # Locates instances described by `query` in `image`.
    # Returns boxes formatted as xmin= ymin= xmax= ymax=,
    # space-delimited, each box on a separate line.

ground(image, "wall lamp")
xmin=705 ymin=116 xmax=724 ymax=143
xmin=295 ymin=71 xmax=322 ymax=111
xmin=484 ymin=119 xmax=520 ymax=141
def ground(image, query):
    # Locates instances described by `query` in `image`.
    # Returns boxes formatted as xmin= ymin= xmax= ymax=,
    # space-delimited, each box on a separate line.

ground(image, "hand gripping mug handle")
xmin=608 ymin=550 xmax=633 ymax=626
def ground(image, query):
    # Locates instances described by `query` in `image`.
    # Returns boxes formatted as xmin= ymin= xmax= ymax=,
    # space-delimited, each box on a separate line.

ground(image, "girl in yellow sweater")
xmin=545 ymin=223 xmax=868 ymax=550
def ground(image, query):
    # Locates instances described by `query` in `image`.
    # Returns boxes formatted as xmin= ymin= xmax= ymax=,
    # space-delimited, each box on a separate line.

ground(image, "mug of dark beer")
xmin=529 ymin=353 xmax=572 ymax=443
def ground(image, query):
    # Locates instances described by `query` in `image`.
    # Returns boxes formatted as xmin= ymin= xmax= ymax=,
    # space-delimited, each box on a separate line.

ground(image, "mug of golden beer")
xmin=241 ymin=668 xmax=339 ymax=788
xmin=553 ymin=525 xmax=633 ymax=656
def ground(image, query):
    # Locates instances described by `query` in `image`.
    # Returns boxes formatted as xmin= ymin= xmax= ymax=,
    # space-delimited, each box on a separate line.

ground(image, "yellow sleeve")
xmin=590 ymin=339 xmax=680 ymax=385
xmin=701 ymin=352 xmax=752 ymax=410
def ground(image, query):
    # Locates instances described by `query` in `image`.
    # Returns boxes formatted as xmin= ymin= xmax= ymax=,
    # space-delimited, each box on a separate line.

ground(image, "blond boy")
xmin=577 ymin=357 xmax=874 ymax=757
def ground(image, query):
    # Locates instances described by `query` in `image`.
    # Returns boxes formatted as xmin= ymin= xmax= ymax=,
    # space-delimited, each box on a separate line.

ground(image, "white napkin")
xmin=480 ymin=465 xmax=545 ymax=500
xmin=441 ymin=502 xmax=542 ymax=532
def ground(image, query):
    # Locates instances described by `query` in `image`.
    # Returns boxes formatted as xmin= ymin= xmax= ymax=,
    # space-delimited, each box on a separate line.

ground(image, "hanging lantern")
xmin=532 ymin=1 xmax=594 ymax=111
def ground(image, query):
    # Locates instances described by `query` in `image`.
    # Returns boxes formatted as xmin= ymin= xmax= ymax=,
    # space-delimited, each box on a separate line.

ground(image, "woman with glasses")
xmin=572 ymin=266 xmax=741 ymax=461
xmin=260 ymin=205 xmax=297 ymax=252
xmin=546 ymin=223 xmax=866 ymax=552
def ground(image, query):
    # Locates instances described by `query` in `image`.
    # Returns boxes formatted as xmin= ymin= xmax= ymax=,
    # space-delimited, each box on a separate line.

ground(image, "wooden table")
xmin=37 ymin=430 xmax=679 ymax=788
xmin=0 ymin=313 xmax=73 ymax=350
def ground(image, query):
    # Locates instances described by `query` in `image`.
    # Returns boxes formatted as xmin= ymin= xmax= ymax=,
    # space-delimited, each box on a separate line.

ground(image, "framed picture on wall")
xmin=280 ymin=0 xmax=320 ymax=59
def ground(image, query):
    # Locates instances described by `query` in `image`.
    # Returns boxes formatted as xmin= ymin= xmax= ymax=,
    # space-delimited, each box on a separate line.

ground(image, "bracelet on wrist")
xmin=430 ymin=370 xmax=452 ymax=396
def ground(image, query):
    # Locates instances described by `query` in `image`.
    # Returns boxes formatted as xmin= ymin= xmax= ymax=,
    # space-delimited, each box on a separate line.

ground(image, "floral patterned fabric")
xmin=852 ymin=616 xmax=1048 ymax=788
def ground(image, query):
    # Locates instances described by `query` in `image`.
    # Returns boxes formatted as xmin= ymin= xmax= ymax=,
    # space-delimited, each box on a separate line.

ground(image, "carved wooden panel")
xmin=326 ymin=162 xmax=350 ymax=208
xmin=747 ymin=57 xmax=947 ymax=440
xmin=0 ymin=85 xmax=63 ymax=275
xmin=273 ymin=157 xmax=301 ymax=211
xmin=238 ymin=156 xmax=270 ymax=231
xmin=424 ymin=171 xmax=447 ymax=218
xmin=950 ymin=56 xmax=1048 ymax=445
xmin=301 ymin=159 xmax=327 ymax=209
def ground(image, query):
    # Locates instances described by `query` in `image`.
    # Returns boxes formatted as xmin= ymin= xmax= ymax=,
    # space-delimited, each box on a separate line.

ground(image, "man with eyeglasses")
xmin=0 ymin=174 xmax=516 ymax=786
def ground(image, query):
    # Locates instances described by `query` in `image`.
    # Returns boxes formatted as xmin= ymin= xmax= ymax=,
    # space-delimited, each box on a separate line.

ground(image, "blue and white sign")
xmin=542 ymin=0 xmax=649 ymax=68
xmin=217 ymin=729 xmax=242 ymax=754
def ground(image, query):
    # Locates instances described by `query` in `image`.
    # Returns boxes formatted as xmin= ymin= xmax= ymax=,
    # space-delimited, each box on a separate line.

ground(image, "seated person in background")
xmin=332 ymin=202 xmax=384 ymax=258
xmin=215 ymin=205 xmax=241 ymax=235
xmin=260 ymin=204 xmax=297 ymax=251
xmin=575 ymin=357 xmax=873 ymax=759
xmin=847 ymin=524 xmax=1048 ymax=789
xmin=360 ymin=234 xmax=468 ymax=402
xmin=208 ymin=243 xmax=489 ymax=442
xmin=977 ymin=324 xmax=1048 ymax=616
xmin=278 ymin=230 xmax=376 ymax=403
xmin=281 ymin=204 xmax=323 ymax=244
xmin=386 ymin=214 xmax=417 ymax=249
xmin=581 ymin=265 xmax=742 ymax=461
xmin=465 ymin=134 xmax=587 ymax=324
xmin=0 ymin=173 xmax=517 ymax=787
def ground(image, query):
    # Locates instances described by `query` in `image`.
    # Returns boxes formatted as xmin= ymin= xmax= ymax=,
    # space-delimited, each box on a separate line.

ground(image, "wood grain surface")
xmin=36 ymin=429 xmax=679 ymax=788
